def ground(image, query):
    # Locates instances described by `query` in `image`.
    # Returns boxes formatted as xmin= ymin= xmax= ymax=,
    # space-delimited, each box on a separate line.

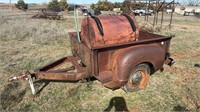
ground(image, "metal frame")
xmin=8 ymin=56 xmax=87 ymax=82
xmin=34 ymin=56 xmax=87 ymax=81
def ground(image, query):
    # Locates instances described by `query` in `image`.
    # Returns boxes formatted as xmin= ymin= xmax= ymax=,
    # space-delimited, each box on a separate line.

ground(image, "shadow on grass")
xmin=194 ymin=64 xmax=200 ymax=68
xmin=33 ymin=77 xmax=97 ymax=94
xmin=33 ymin=80 xmax=50 ymax=94
xmin=173 ymin=105 xmax=187 ymax=111
xmin=0 ymin=82 xmax=27 ymax=110
xmin=33 ymin=80 xmax=78 ymax=95
xmin=104 ymin=97 xmax=129 ymax=112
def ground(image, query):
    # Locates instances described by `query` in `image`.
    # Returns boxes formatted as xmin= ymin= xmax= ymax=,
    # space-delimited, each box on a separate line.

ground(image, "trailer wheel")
xmin=123 ymin=64 xmax=150 ymax=92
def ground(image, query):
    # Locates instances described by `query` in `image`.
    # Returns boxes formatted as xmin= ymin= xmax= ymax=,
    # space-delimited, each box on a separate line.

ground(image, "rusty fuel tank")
xmin=81 ymin=14 xmax=139 ymax=48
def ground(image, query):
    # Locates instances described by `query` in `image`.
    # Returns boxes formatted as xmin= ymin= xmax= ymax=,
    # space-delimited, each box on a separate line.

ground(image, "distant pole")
xmin=153 ymin=0 xmax=158 ymax=27
xmin=155 ymin=0 xmax=159 ymax=25
xmin=147 ymin=0 xmax=150 ymax=22
xmin=169 ymin=0 xmax=175 ymax=29
xmin=145 ymin=0 xmax=148 ymax=21
xmin=9 ymin=0 xmax=13 ymax=10
xmin=66 ymin=0 xmax=68 ymax=12
xmin=161 ymin=8 xmax=164 ymax=28
xmin=161 ymin=0 xmax=165 ymax=28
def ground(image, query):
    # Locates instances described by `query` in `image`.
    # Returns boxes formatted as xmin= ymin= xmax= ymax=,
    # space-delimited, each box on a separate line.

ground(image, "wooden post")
xmin=153 ymin=0 xmax=158 ymax=27
xmin=156 ymin=0 xmax=161 ymax=25
xmin=161 ymin=0 xmax=165 ymax=28
xmin=145 ymin=0 xmax=148 ymax=21
xmin=147 ymin=0 xmax=150 ymax=22
xmin=161 ymin=9 xmax=164 ymax=28
xmin=155 ymin=0 xmax=159 ymax=25
xmin=65 ymin=0 xmax=68 ymax=13
xmin=169 ymin=0 xmax=175 ymax=29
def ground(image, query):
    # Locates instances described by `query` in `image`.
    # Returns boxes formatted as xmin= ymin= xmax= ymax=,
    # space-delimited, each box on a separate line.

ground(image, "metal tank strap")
xmin=121 ymin=14 xmax=137 ymax=32
xmin=89 ymin=13 xmax=104 ymax=36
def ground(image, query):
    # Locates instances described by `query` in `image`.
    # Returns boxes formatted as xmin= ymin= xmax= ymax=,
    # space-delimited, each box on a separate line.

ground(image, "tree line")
xmin=91 ymin=1 xmax=156 ymax=14
xmin=15 ymin=0 xmax=200 ymax=12
xmin=15 ymin=0 xmax=67 ymax=11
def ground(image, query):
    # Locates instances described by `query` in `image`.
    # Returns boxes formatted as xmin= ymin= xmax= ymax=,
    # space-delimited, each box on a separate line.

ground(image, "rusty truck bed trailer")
xmin=8 ymin=30 xmax=174 ymax=93
xmin=8 ymin=31 xmax=174 ymax=94
xmin=8 ymin=15 xmax=174 ymax=94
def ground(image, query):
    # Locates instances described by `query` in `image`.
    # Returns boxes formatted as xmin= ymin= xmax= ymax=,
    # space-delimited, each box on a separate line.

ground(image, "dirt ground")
xmin=0 ymin=9 xmax=200 ymax=111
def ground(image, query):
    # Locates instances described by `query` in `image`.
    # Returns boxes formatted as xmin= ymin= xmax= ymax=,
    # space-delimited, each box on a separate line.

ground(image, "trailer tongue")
xmin=8 ymin=55 xmax=88 ymax=94
xmin=8 ymin=14 xmax=174 ymax=94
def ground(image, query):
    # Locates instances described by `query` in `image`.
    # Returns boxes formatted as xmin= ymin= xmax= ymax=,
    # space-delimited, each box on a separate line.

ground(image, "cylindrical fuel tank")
xmin=81 ymin=15 xmax=139 ymax=48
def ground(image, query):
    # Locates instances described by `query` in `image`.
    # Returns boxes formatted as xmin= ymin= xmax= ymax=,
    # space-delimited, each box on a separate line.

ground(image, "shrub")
xmin=121 ymin=1 xmax=132 ymax=14
xmin=15 ymin=0 xmax=28 ymax=10
xmin=60 ymin=0 xmax=68 ymax=11
xmin=121 ymin=1 xmax=148 ymax=14
xmin=90 ymin=1 xmax=154 ymax=14
xmin=67 ymin=4 xmax=75 ymax=11
xmin=48 ymin=0 xmax=60 ymax=12
xmin=113 ymin=2 xmax=122 ymax=8
xmin=91 ymin=1 xmax=113 ymax=11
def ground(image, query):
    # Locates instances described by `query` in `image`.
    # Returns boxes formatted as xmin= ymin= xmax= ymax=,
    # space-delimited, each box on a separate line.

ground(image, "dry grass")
xmin=0 ymin=10 xmax=200 ymax=111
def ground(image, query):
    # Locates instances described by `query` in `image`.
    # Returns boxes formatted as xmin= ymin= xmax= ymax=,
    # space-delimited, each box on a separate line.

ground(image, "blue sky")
xmin=0 ymin=0 xmax=185 ymax=4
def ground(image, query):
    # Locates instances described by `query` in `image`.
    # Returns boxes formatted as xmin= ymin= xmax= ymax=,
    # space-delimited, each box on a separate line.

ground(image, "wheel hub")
xmin=131 ymin=72 xmax=143 ymax=86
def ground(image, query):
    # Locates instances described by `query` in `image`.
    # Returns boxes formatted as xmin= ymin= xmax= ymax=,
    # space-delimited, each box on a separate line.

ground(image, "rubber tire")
xmin=123 ymin=64 xmax=150 ymax=92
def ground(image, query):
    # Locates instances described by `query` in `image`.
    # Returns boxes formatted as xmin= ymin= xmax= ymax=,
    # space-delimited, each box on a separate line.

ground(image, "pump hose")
xmin=74 ymin=6 xmax=81 ymax=43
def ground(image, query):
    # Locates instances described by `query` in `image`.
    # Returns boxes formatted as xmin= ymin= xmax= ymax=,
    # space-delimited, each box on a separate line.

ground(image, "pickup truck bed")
xmin=70 ymin=30 xmax=173 ymax=90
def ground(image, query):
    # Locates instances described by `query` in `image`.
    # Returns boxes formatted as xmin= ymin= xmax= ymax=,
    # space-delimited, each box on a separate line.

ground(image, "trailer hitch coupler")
xmin=8 ymin=71 xmax=36 ymax=94
xmin=8 ymin=72 xmax=29 ymax=82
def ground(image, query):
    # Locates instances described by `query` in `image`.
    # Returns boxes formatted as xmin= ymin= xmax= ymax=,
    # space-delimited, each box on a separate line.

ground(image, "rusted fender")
xmin=110 ymin=45 xmax=165 ymax=88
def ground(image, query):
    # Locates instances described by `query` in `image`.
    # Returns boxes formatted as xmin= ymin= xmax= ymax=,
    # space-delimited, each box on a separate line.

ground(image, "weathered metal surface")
xmin=69 ymin=32 xmax=93 ymax=77
xmin=103 ymin=45 xmax=166 ymax=89
xmin=81 ymin=15 xmax=139 ymax=48
xmin=35 ymin=72 xmax=87 ymax=81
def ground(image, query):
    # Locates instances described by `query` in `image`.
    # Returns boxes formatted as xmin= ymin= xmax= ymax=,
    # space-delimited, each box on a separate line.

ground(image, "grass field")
xmin=0 ymin=9 xmax=200 ymax=111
